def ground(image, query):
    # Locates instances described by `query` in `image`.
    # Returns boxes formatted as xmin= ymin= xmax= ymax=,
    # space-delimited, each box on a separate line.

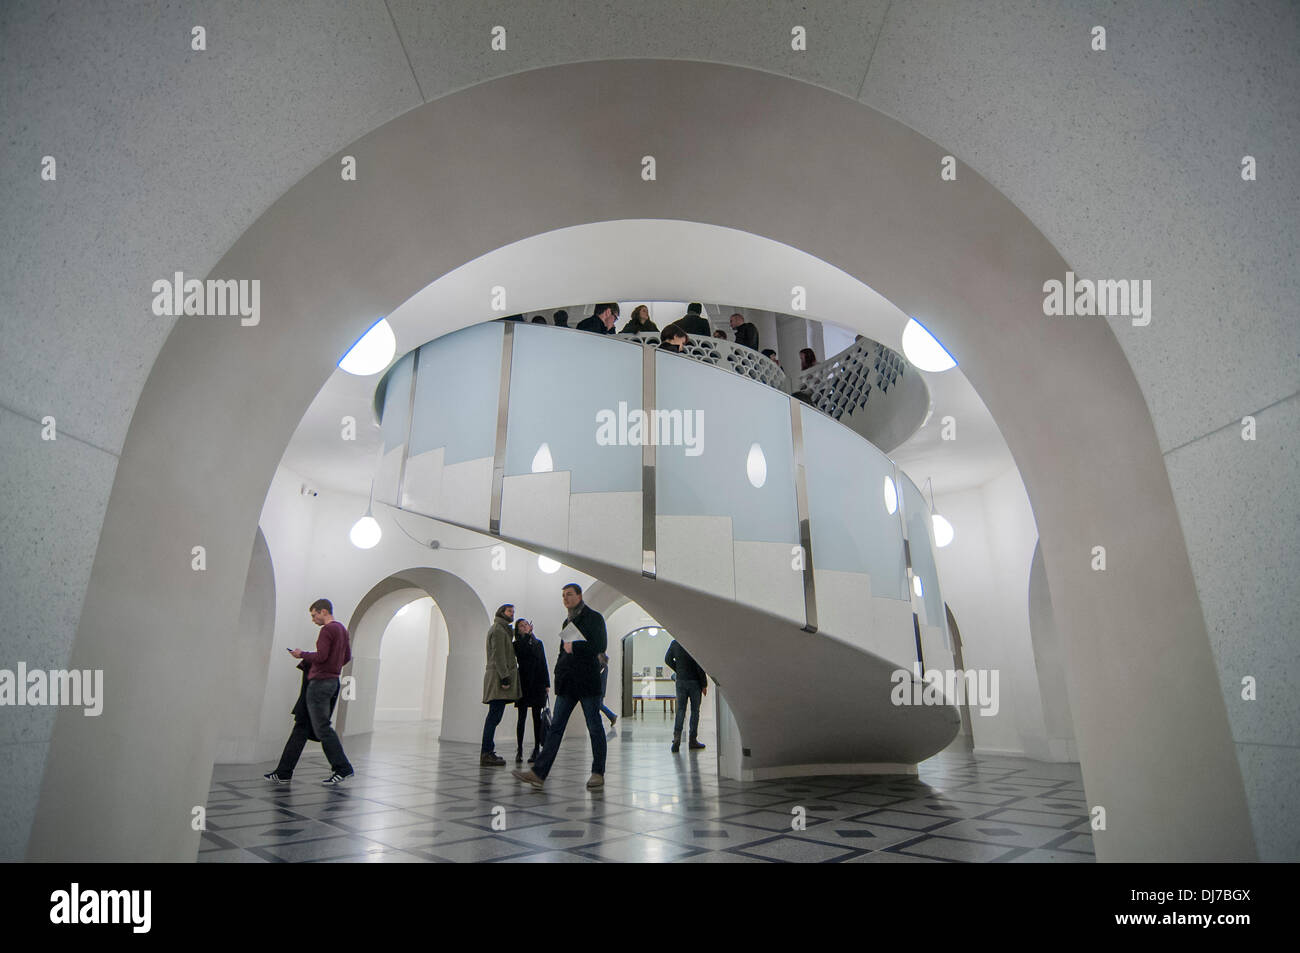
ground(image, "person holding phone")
xmin=264 ymin=598 xmax=354 ymax=784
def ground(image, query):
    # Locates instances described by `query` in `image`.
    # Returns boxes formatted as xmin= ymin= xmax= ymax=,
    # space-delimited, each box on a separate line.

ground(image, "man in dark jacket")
xmin=665 ymin=639 xmax=708 ymax=753
xmin=679 ymin=302 xmax=711 ymax=337
xmin=512 ymin=583 xmax=608 ymax=790
xmin=576 ymin=303 xmax=618 ymax=334
xmin=729 ymin=312 xmax=760 ymax=350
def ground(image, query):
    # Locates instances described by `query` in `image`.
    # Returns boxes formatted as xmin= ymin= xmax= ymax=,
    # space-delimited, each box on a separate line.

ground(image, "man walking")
xmin=481 ymin=603 xmax=521 ymax=765
xmin=265 ymin=598 xmax=355 ymax=784
xmin=512 ymin=583 xmax=608 ymax=790
xmin=665 ymin=638 xmax=708 ymax=753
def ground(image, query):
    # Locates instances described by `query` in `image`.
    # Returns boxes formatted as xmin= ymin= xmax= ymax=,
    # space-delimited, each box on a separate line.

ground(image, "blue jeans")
xmin=674 ymin=679 xmax=703 ymax=739
xmin=599 ymin=667 xmax=616 ymax=722
xmin=531 ymin=694 xmax=606 ymax=780
xmin=481 ymin=699 xmax=509 ymax=754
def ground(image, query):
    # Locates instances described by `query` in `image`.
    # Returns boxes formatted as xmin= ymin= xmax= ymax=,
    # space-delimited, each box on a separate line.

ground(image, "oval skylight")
xmin=339 ymin=318 xmax=397 ymax=376
xmin=901 ymin=318 xmax=957 ymax=372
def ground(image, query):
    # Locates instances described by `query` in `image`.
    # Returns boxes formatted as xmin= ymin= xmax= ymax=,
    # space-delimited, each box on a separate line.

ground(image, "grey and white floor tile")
xmin=203 ymin=718 xmax=1093 ymax=863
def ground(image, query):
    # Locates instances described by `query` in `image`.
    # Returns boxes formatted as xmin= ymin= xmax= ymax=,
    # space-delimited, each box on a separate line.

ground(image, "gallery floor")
xmin=201 ymin=715 xmax=1095 ymax=863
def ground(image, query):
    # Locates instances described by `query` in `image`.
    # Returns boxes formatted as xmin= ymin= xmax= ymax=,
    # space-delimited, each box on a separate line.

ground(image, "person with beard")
xmin=512 ymin=618 xmax=550 ymax=764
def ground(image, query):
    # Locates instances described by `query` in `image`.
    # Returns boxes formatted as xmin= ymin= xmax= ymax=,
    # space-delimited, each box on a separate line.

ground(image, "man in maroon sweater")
xmin=264 ymin=598 xmax=355 ymax=784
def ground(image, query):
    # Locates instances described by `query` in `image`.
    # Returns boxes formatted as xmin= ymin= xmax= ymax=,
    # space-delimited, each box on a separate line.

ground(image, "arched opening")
xmin=338 ymin=568 xmax=490 ymax=746
xmin=30 ymin=60 xmax=1250 ymax=862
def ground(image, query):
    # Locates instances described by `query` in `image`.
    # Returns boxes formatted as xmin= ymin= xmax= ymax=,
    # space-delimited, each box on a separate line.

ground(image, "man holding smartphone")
xmin=264 ymin=598 xmax=355 ymax=784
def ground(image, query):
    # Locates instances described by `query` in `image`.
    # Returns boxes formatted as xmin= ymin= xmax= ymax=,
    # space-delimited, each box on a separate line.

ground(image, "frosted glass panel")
xmin=409 ymin=323 xmax=503 ymax=463
xmin=801 ymin=408 xmax=908 ymax=600
xmin=655 ymin=350 xmax=798 ymax=544
xmin=504 ymin=324 xmax=641 ymax=493
xmin=380 ymin=351 xmax=414 ymax=452
xmin=901 ymin=475 xmax=944 ymax=625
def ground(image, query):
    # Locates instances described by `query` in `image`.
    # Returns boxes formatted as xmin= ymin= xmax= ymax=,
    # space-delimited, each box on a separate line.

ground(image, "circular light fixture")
xmin=912 ymin=575 xmax=924 ymax=598
xmin=338 ymin=318 xmax=397 ymax=376
xmin=932 ymin=513 xmax=955 ymax=548
xmin=349 ymin=515 xmax=382 ymax=549
xmin=883 ymin=476 xmax=898 ymax=515
xmin=901 ymin=318 xmax=957 ymax=372
xmin=648 ymin=627 xmax=659 ymax=637
xmin=531 ymin=443 xmax=554 ymax=473
xmin=537 ymin=555 xmax=561 ymax=574
xmin=746 ymin=443 xmax=767 ymax=488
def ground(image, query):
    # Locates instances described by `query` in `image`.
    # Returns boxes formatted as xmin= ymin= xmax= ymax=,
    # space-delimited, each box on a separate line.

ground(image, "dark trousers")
xmin=531 ymin=694 xmax=606 ymax=780
xmin=599 ymin=667 xmax=616 ymax=722
xmin=275 ymin=677 xmax=352 ymax=777
xmin=516 ymin=705 xmax=545 ymax=753
xmin=674 ymin=679 xmax=703 ymax=739
xmin=481 ymin=699 xmax=509 ymax=754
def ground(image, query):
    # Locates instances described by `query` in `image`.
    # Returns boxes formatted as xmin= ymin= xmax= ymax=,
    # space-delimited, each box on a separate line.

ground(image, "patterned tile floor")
xmin=201 ymin=717 xmax=1094 ymax=863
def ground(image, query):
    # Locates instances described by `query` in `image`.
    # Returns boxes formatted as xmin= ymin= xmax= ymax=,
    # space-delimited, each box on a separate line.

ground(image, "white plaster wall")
xmin=6 ymin=2 xmax=1293 ymax=861
xmin=930 ymin=478 xmax=1029 ymax=754
xmin=374 ymin=599 xmax=434 ymax=721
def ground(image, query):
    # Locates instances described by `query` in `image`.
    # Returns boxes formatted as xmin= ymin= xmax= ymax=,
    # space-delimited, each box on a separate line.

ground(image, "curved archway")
xmin=30 ymin=59 xmax=1252 ymax=861
xmin=217 ymin=527 xmax=277 ymax=762
xmin=337 ymin=568 xmax=491 ymax=746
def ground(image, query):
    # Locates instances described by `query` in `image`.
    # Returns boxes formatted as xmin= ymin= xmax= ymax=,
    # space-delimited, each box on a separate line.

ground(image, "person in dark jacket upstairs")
xmin=512 ymin=618 xmax=550 ymax=764
xmin=659 ymin=323 xmax=689 ymax=353
xmin=665 ymin=639 xmax=708 ymax=753
xmin=679 ymin=302 xmax=711 ymax=337
xmin=531 ymin=315 xmax=548 ymax=324
xmin=576 ymin=302 xmax=618 ymax=334
xmin=266 ymin=598 xmax=355 ymax=784
xmin=729 ymin=312 xmax=760 ymax=350
xmin=512 ymin=582 xmax=609 ymax=790
xmin=552 ymin=309 xmax=570 ymax=327
xmin=620 ymin=304 xmax=658 ymax=334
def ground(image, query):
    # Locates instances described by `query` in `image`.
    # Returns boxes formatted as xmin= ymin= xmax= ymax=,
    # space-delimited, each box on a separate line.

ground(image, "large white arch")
xmin=28 ymin=60 xmax=1252 ymax=861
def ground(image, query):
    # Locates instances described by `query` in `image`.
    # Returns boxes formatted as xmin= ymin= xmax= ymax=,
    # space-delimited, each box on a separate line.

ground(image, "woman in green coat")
xmin=480 ymin=604 xmax=521 ymax=765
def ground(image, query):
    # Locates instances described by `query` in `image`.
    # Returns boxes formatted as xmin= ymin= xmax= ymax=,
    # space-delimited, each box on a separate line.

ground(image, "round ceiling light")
xmin=349 ymin=515 xmax=382 ymax=549
xmin=932 ymin=513 xmax=955 ymax=548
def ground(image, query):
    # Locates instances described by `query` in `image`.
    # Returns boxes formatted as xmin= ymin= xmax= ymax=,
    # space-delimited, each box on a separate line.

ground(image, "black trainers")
xmin=689 ymin=739 xmax=706 ymax=750
xmin=671 ymin=736 xmax=681 ymax=753
xmin=481 ymin=751 xmax=506 ymax=766
xmin=263 ymin=772 xmax=290 ymax=784
xmin=321 ymin=771 xmax=353 ymax=785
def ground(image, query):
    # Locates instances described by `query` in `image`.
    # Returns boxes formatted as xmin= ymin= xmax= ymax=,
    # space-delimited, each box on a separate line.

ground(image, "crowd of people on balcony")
xmin=500 ymin=305 xmax=830 ymax=405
